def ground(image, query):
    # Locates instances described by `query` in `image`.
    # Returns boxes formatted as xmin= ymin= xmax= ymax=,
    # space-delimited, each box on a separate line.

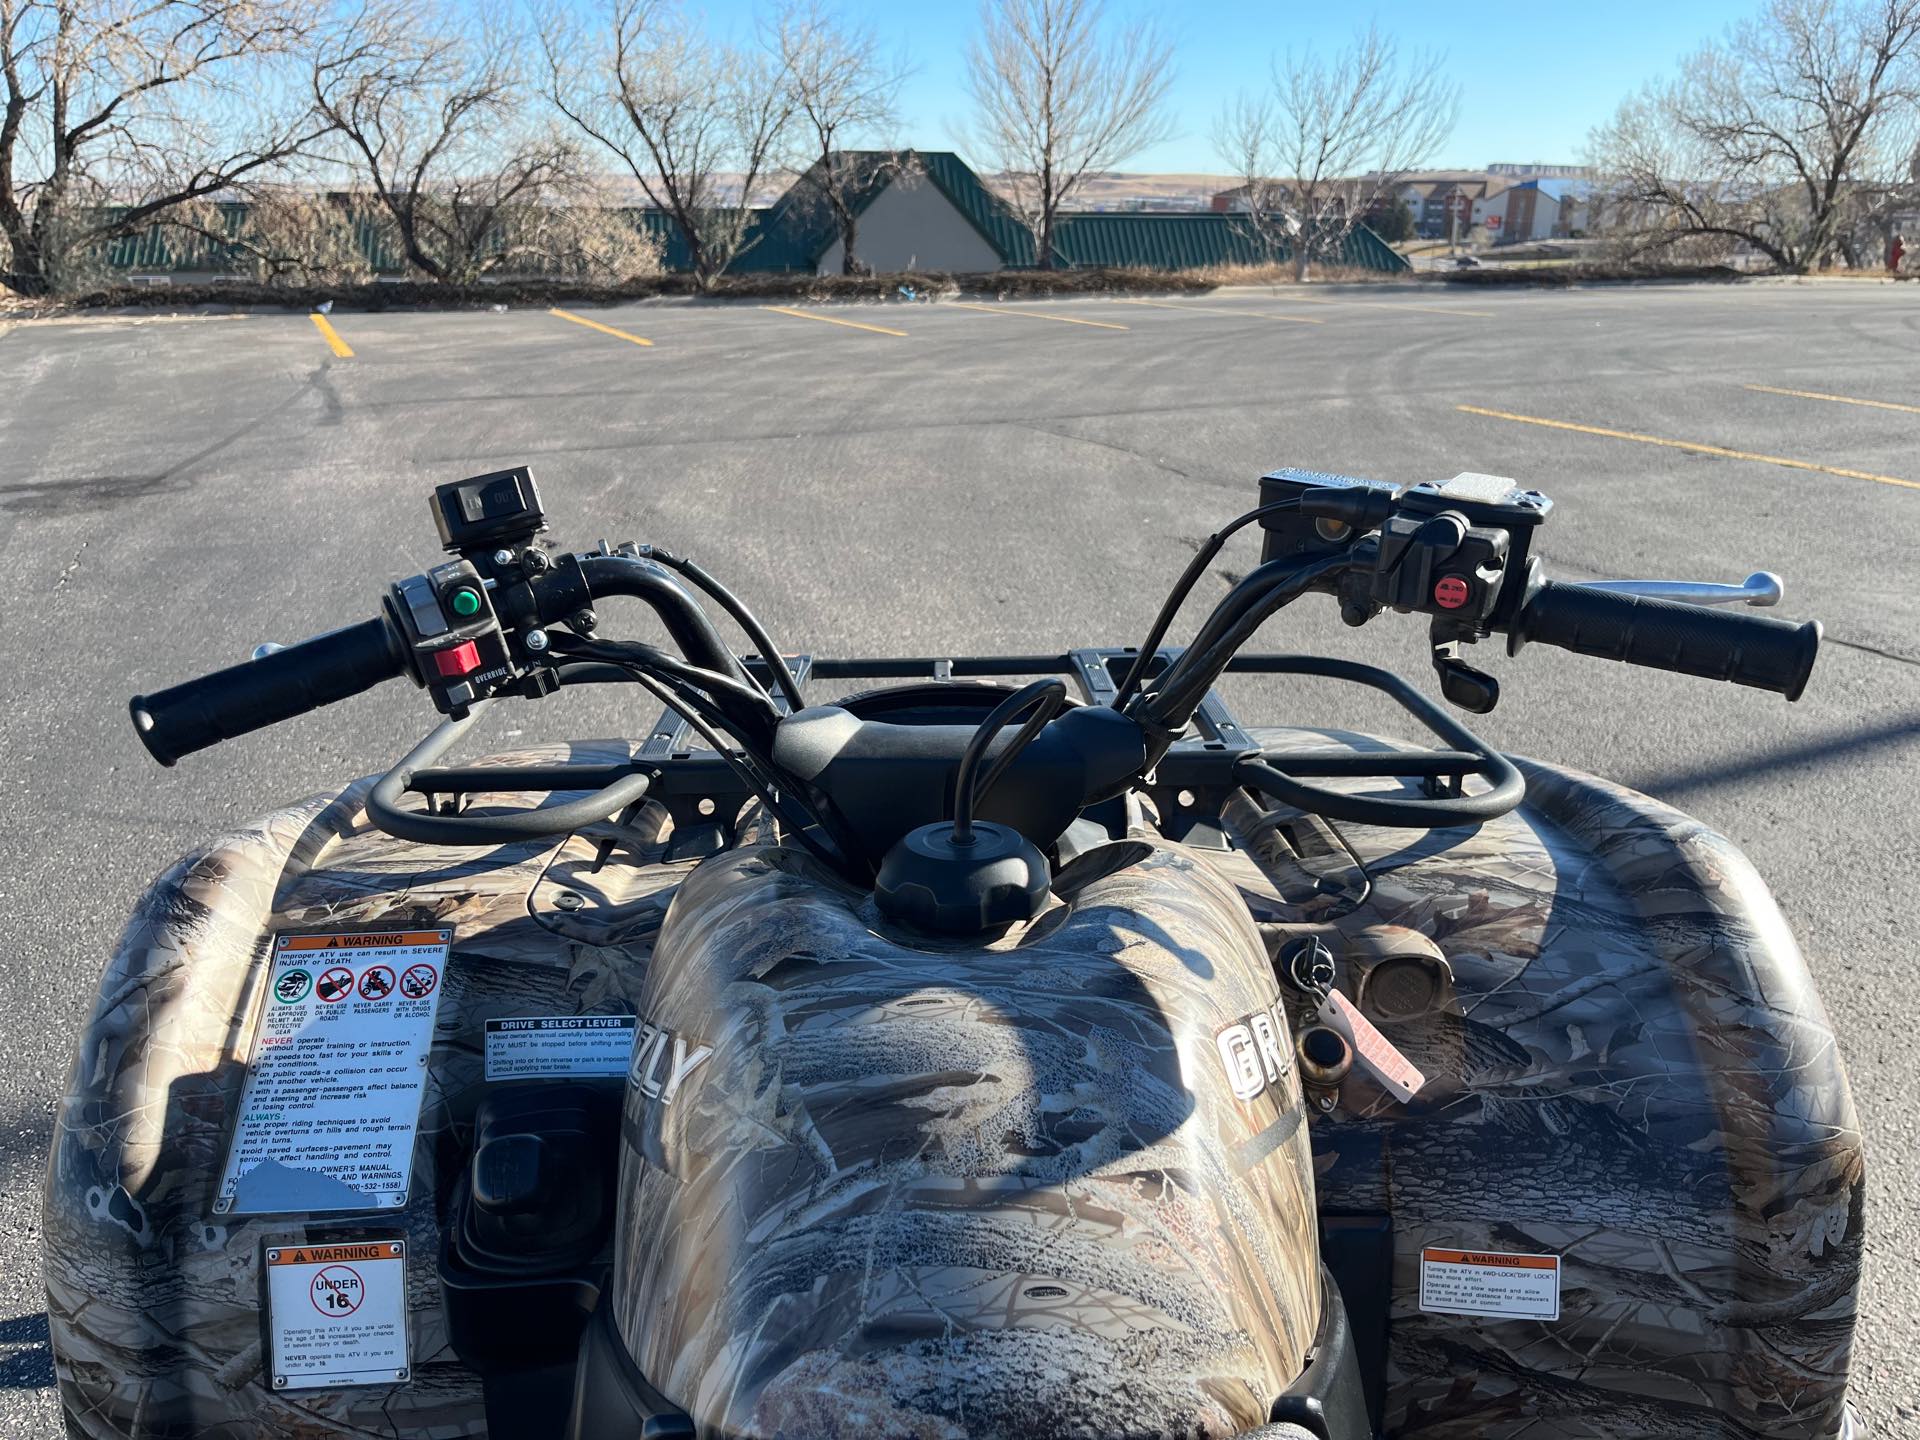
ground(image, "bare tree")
xmin=312 ymin=0 xmax=582 ymax=283
xmin=542 ymin=0 xmax=791 ymax=287
xmin=1590 ymin=0 xmax=1920 ymax=272
xmin=774 ymin=2 xmax=907 ymax=275
xmin=1218 ymin=25 xmax=1457 ymax=281
xmin=964 ymin=0 xmax=1172 ymax=269
xmin=1211 ymin=92 xmax=1291 ymax=262
xmin=162 ymin=188 xmax=375 ymax=285
xmin=0 ymin=0 xmax=326 ymax=293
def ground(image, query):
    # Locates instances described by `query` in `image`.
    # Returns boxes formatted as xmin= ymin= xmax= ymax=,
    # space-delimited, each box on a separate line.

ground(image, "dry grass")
xmin=1436 ymin=259 xmax=1744 ymax=287
xmin=1186 ymin=262 xmax=1412 ymax=286
xmin=36 ymin=265 xmax=1231 ymax=313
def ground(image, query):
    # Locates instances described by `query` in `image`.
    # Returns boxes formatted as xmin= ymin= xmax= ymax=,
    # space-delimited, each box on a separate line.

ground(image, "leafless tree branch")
xmin=963 ymin=0 xmax=1172 ymax=268
xmin=774 ymin=0 xmax=907 ymax=275
xmin=311 ymin=0 xmax=593 ymax=283
xmin=1216 ymin=24 xmax=1457 ymax=280
xmin=1590 ymin=0 xmax=1920 ymax=272
xmin=0 ymin=0 xmax=329 ymax=292
xmin=541 ymin=0 xmax=791 ymax=287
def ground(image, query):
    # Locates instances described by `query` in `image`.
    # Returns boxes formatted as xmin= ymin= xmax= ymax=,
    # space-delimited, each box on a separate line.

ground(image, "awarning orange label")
xmin=1421 ymin=1248 xmax=1558 ymax=1269
xmin=279 ymin=931 xmax=448 ymax=951
xmin=1419 ymin=1246 xmax=1560 ymax=1319
xmin=269 ymin=1241 xmax=403 ymax=1266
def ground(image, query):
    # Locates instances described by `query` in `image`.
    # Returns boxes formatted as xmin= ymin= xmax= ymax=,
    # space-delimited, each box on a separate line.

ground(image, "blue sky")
xmin=712 ymin=0 xmax=1754 ymax=171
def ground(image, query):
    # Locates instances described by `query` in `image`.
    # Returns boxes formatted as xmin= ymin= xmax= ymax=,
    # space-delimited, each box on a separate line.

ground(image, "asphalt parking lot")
xmin=1 ymin=279 xmax=1916 ymax=1436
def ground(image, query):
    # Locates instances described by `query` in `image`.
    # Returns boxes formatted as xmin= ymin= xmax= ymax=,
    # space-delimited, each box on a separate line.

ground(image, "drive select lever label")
xmin=217 ymin=931 xmax=450 ymax=1215
xmin=485 ymin=1015 xmax=638 ymax=1080
xmin=266 ymin=1240 xmax=409 ymax=1389
xmin=1419 ymin=1248 xmax=1561 ymax=1320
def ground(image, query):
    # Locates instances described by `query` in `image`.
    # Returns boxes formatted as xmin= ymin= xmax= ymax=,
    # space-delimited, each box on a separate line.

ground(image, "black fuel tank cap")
xmin=874 ymin=820 xmax=1050 ymax=935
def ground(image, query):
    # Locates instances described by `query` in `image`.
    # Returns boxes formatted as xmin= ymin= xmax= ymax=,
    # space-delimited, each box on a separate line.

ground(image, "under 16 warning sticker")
xmin=1419 ymin=1247 xmax=1560 ymax=1320
xmin=266 ymin=1240 xmax=409 ymax=1390
xmin=217 ymin=930 xmax=451 ymax=1215
xmin=485 ymin=1015 xmax=638 ymax=1080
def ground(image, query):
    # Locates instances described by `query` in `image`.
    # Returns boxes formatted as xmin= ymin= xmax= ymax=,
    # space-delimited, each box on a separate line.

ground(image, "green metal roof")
xmin=1053 ymin=212 xmax=1410 ymax=272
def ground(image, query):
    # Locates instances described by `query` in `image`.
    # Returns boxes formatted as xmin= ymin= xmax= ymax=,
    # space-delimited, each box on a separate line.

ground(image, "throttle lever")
xmin=1575 ymin=572 xmax=1783 ymax=608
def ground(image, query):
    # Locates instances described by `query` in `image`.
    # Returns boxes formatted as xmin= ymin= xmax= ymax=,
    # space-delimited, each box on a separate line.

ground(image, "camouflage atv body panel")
xmin=43 ymin=728 xmax=1862 ymax=1440
xmin=613 ymin=835 xmax=1320 ymax=1439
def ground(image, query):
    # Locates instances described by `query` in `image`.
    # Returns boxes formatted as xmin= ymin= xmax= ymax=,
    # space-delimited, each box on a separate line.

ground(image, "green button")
xmin=450 ymin=587 xmax=482 ymax=617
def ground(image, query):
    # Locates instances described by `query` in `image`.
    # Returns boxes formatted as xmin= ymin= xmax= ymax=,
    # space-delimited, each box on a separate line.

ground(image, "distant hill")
xmin=608 ymin=168 xmax=1242 ymax=212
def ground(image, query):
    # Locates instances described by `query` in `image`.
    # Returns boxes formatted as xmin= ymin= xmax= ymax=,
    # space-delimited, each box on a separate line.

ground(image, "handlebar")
xmin=122 ymin=466 xmax=1826 ymax=858
xmin=1507 ymin=579 xmax=1821 ymax=701
xmin=129 ymin=616 xmax=408 ymax=766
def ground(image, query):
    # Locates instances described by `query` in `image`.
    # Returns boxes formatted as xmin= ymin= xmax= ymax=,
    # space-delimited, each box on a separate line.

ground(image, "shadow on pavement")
xmin=0 ymin=1311 xmax=51 ymax=1391
xmin=1621 ymin=714 xmax=1920 ymax=803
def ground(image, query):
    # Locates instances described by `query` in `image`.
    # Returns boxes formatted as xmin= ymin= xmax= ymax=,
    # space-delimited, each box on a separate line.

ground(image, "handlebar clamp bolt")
xmin=524 ymin=629 xmax=550 ymax=653
xmin=492 ymin=548 xmax=516 ymax=567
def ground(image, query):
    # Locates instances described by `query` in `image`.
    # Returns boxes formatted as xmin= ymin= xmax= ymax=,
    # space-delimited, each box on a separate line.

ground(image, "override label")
xmin=217 ymin=930 xmax=450 ymax=1214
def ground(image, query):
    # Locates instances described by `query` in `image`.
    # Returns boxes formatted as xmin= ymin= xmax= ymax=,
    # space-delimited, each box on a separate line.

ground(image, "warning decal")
xmin=484 ymin=1015 xmax=638 ymax=1080
xmin=267 ymin=1239 xmax=409 ymax=1390
xmin=217 ymin=930 xmax=451 ymax=1215
xmin=1419 ymin=1247 xmax=1560 ymax=1320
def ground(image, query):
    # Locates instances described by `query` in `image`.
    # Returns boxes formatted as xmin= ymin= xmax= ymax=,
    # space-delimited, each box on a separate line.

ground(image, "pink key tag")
xmin=1316 ymin=989 xmax=1425 ymax=1103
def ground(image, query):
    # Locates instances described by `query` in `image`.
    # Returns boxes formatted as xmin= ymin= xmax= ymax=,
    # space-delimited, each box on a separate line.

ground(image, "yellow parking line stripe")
xmin=1114 ymin=298 xmax=1324 ymax=325
xmin=550 ymin=307 xmax=653 ymax=347
xmin=946 ymin=301 xmax=1129 ymax=330
xmin=310 ymin=313 xmax=353 ymax=357
xmin=1457 ymin=404 xmax=1920 ymax=491
xmin=761 ymin=305 xmax=907 ymax=337
xmin=1289 ymin=294 xmax=1495 ymax=319
xmin=1745 ymin=383 xmax=1920 ymax=416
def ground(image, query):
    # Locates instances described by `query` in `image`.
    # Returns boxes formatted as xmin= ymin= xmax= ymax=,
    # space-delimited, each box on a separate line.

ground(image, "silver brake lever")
xmin=1573 ymin=572 xmax=1783 ymax=608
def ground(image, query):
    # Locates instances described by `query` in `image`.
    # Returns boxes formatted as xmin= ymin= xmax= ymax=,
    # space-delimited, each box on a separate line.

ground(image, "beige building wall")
xmin=817 ymin=179 xmax=1003 ymax=275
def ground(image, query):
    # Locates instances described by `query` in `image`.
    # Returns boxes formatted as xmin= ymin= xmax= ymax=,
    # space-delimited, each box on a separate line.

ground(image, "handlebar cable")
xmin=603 ymin=659 xmax=862 ymax=875
xmin=548 ymin=632 xmax=779 ymax=725
xmin=949 ymin=678 xmax=1070 ymax=844
xmin=1112 ymin=497 xmax=1302 ymax=710
xmin=1134 ymin=548 xmax=1360 ymax=744
xmin=569 ymin=553 xmax=756 ymax=691
xmin=640 ymin=547 xmax=808 ymax=713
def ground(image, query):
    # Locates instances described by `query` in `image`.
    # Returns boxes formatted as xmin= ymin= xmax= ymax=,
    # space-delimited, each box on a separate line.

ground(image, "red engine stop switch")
xmin=432 ymin=639 xmax=483 ymax=678
xmin=1433 ymin=575 xmax=1472 ymax=611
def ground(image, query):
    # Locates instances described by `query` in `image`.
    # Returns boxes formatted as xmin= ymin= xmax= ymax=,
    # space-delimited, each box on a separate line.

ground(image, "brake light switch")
xmin=433 ymin=640 xmax=482 ymax=678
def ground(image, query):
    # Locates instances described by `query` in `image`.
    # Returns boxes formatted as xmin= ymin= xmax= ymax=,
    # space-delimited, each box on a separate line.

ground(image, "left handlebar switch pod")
xmin=387 ymin=561 xmax=525 ymax=719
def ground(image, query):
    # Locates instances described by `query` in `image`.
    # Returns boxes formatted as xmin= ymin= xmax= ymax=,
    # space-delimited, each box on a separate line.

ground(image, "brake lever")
xmin=1574 ymin=572 xmax=1783 ymax=608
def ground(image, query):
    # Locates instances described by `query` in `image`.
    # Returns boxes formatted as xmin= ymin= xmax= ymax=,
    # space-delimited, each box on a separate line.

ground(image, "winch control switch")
xmin=431 ymin=467 xmax=547 ymax=555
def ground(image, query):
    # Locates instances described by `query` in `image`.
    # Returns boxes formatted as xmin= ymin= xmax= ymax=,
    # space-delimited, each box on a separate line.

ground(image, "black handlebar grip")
xmin=1508 ymin=580 xmax=1820 ymax=700
xmin=130 ymin=616 xmax=409 ymax=765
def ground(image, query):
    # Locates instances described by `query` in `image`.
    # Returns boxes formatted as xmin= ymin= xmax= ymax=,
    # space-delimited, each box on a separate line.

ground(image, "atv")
xmin=45 ymin=465 xmax=1860 ymax=1439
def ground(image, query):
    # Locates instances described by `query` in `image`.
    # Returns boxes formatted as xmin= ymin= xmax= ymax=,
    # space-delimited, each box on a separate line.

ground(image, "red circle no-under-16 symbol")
xmin=399 ymin=963 xmax=439 ymax=1000
xmin=358 ymin=964 xmax=396 ymax=1001
xmin=315 ymin=967 xmax=356 ymax=1003
xmin=310 ymin=1264 xmax=364 ymax=1317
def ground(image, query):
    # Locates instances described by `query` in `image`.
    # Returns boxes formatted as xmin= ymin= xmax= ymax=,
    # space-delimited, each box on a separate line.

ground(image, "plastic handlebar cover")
xmin=130 ymin=617 xmax=408 ymax=765
xmin=1508 ymin=580 xmax=1820 ymax=700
